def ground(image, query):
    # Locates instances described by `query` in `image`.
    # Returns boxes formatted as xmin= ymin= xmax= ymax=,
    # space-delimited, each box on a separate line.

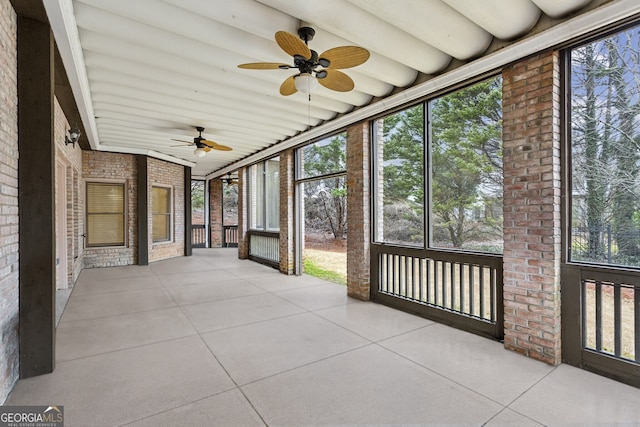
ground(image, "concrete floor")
xmin=6 ymin=248 xmax=640 ymax=426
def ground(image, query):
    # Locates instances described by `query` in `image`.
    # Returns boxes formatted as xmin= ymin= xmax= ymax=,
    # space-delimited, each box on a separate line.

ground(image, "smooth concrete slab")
xmin=315 ymin=299 xmax=434 ymax=342
xmin=485 ymin=409 xmax=544 ymax=426
xmin=274 ymin=282 xmax=353 ymax=311
xmin=60 ymin=288 xmax=176 ymax=322
xmin=159 ymin=269 xmax=239 ymax=287
xmin=77 ymin=264 xmax=154 ymax=281
xmin=9 ymin=250 xmax=640 ymax=426
xmin=202 ymin=312 xmax=369 ymax=385
xmin=181 ymin=293 xmax=305 ymax=333
xmin=56 ymin=307 xmax=197 ymax=361
xmin=71 ymin=275 xmax=163 ymax=296
xmin=7 ymin=336 xmax=235 ymax=427
xmin=124 ymin=389 xmax=264 ymax=427
xmin=510 ymin=364 xmax=640 ymax=426
xmin=224 ymin=265 xmax=282 ymax=279
xmin=380 ymin=323 xmax=554 ymax=405
xmin=241 ymin=344 xmax=503 ymax=426
xmin=247 ymin=273 xmax=329 ymax=292
xmin=165 ymin=278 xmax=266 ymax=306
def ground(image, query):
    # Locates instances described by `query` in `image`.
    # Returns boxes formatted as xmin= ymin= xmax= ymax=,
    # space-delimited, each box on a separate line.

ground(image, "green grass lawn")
xmin=303 ymin=257 xmax=346 ymax=286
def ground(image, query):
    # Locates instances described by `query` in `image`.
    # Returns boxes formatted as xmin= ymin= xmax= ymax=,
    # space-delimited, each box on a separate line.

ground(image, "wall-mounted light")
xmin=65 ymin=128 xmax=81 ymax=147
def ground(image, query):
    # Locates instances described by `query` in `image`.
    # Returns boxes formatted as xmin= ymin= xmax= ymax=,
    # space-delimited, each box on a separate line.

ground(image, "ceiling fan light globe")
xmin=194 ymin=147 xmax=207 ymax=157
xmin=294 ymin=73 xmax=318 ymax=94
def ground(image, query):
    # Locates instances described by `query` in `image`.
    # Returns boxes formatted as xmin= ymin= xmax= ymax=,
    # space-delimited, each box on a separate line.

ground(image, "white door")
xmin=55 ymin=162 xmax=68 ymax=290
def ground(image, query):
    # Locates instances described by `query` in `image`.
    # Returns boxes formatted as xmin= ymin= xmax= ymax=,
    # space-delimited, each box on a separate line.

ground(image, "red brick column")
xmin=237 ymin=167 xmax=249 ymax=259
xmin=209 ymin=178 xmax=223 ymax=248
xmin=502 ymin=51 xmax=562 ymax=365
xmin=279 ymin=149 xmax=295 ymax=274
xmin=346 ymin=122 xmax=370 ymax=300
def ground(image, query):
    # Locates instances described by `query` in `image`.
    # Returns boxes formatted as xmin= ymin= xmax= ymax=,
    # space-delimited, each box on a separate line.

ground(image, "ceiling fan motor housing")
xmin=297 ymin=26 xmax=315 ymax=43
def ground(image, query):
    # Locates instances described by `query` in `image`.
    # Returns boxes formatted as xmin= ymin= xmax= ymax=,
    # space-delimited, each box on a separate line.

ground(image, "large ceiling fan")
xmin=171 ymin=127 xmax=232 ymax=158
xmin=238 ymin=27 xmax=370 ymax=96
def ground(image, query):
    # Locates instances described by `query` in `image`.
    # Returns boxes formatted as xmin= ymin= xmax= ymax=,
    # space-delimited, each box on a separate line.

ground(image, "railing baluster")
xmin=595 ymin=281 xmax=603 ymax=352
xmin=614 ymin=283 xmax=621 ymax=357
xmin=450 ymin=261 xmax=455 ymax=311
xmin=635 ymin=286 xmax=640 ymax=362
xmin=479 ymin=267 xmax=485 ymax=319
xmin=490 ymin=267 xmax=496 ymax=322
xmin=460 ymin=263 xmax=465 ymax=314
xmin=582 ymin=279 xmax=588 ymax=350
xmin=470 ymin=264 xmax=475 ymax=317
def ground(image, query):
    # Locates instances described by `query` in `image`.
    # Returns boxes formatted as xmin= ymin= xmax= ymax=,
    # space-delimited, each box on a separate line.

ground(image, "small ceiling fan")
xmin=238 ymin=27 xmax=369 ymax=96
xmin=224 ymin=173 xmax=238 ymax=185
xmin=171 ymin=126 xmax=232 ymax=158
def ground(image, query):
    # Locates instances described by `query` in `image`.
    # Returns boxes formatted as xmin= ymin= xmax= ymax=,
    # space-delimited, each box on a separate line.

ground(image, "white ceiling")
xmin=43 ymin=0 xmax=639 ymax=178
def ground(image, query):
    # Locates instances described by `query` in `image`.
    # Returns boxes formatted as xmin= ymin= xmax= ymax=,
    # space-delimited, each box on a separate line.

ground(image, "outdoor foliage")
xmin=223 ymin=181 xmax=238 ymax=226
xmin=571 ymin=26 xmax=640 ymax=266
xmin=301 ymin=134 xmax=347 ymax=240
xmin=378 ymin=77 xmax=503 ymax=252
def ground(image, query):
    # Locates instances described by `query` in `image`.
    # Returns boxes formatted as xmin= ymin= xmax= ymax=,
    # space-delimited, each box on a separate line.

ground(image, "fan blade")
xmin=201 ymin=139 xmax=233 ymax=152
xmin=279 ymin=75 xmax=297 ymax=96
xmin=171 ymin=139 xmax=193 ymax=144
xmin=275 ymin=31 xmax=311 ymax=59
xmin=318 ymin=69 xmax=354 ymax=92
xmin=211 ymin=143 xmax=233 ymax=152
xmin=238 ymin=62 xmax=290 ymax=70
xmin=203 ymin=146 xmax=211 ymax=152
xmin=319 ymin=46 xmax=370 ymax=69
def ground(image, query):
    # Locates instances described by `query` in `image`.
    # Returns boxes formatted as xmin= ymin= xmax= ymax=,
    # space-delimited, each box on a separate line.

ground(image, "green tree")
xmin=430 ymin=77 xmax=503 ymax=248
xmin=571 ymin=29 xmax=640 ymax=264
xmin=379 ymin=104 xmax=425 ymax=245
xmin=301 ymin=134 xmax=347 ymax=239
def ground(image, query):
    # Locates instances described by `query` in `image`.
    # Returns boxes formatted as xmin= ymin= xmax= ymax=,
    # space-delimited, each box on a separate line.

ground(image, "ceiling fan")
xmin=224 ymin=173 xmax=238 ymax=185
xmin=171 ymin=126 xmax=232 ymax=158
xmin=238 ymin=27 xmax=370 ymax=96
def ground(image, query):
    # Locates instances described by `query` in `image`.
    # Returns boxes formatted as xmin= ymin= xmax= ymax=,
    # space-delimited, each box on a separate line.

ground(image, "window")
xmin=296 ymin=133 xmax=348 ymax=240
xmin=249 ymin=157 xmax=279 ymax=231
xmin=569 ymin=25 xmax=640 ymax=267
xmin=430 ymin=77 xmax=503 ymax=253
xmin=152 ymin=186 xmax=172 ymax=242
xmin=298 ymin=133 xmax=347 ymax=179
xmin=373 ymin=105 xmax=425 ymax=246
xmin=373 ymin=76 xmax=503 ymax=253
xmin=86 ymin=182 xmax=125 ymax=247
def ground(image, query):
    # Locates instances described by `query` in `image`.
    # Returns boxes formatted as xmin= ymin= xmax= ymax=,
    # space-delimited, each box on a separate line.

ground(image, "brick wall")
xmin=148 ymin=157 xmax=184 ymax=262
xmin=82 ymin=151 xmax=137 ymax=267
xmin=0 ymin=0 xmax=17 ymax=404
xmin=209 ymin=178 xmax=223 ymax=247
xmin=237 ymin=167 xmax=249 ymax=259
xmin=502 ymin=51 xmax=562 ymax=365
xmin=279 ymin=149 xmax=295 ymax=274
xmin=346 ymin=122 xmax=371 ymax=300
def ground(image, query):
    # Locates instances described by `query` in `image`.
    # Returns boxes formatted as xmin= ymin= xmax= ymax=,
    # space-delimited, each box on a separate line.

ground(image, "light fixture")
xmin=194 ymin=147 xmax=207 ymax=157
xmin=65 ymin=127 xmax=81 ymax=147
xmin=294 ymin=73 xmax=318 ymax=94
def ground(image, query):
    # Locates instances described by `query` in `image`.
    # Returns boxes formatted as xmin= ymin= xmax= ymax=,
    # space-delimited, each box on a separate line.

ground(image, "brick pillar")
xmin=502 ymin=51 xmax=562 ymax=365
xmin=346 ymin=122 xmax=371 ymax=300
xmin=279 ymin=149 xmax=295 ymax=274
xmin=237 ymin=167 xmax=249 ymax=259
xmin=209 ymin=178 xmax=223 ymax=248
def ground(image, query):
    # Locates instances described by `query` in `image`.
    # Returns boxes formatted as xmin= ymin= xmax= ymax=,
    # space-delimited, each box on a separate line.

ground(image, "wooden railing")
xmin=248 ymin=230 xmax=279 ymax=268
xmin=191 ymin=224 xmax=206 ymax=248
xmin=371 ymin=243 xmax=503 ymax=340
xmin=223 ymin=225 xmax=239 ymax=247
